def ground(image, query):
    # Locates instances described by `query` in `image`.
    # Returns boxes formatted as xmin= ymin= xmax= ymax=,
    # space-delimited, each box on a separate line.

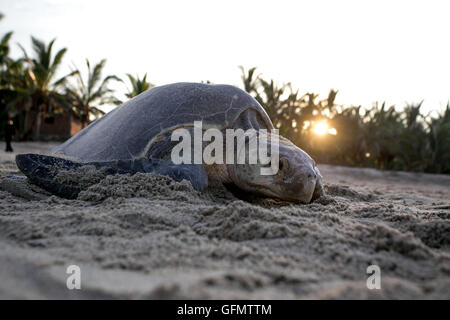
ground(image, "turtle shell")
xmin=53 ymin=82 xmax=274 ymax=161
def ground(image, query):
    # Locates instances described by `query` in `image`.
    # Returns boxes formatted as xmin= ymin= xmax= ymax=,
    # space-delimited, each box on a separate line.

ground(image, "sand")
xmin=0 ymin=141 xmax=449 ymax=299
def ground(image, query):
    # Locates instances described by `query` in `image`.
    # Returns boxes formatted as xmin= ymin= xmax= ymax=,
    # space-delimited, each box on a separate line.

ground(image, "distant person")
xmin=5 ymin=119 xmax=15 ymax=152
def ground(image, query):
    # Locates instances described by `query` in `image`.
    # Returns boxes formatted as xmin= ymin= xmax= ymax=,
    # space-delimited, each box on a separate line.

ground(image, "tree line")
xmin=0 ymin=13 xmax=152 ymax=140
xmin=1 ymin=14 xmax=449 ymax=173
xmin=239 ymin=67 xmax=450 ymax=174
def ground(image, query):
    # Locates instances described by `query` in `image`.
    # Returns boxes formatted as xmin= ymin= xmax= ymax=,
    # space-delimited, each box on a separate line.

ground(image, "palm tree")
xmin=0 ymin=16 xmax=13 ymax=133
xmin=0 ymin=56 xmax=27 ymax=120
xmin=66 ymin=59 xmax=121 ymax=128
xmin=363 ymin=102 xmax=404 ymax=170
xmin=395 ymin=101 xmax=428 ymax=171
xmin=0 ymin=14 xmax=26 ymax=133
xmin=329 ymin=105 xmax=367 ymax=165
xmin=0 ymin=32 xmax=12 ymax=68
xmin=427 ymin=103 xmax=450 ymax=173
xmin=125 ymin=73 xmax=153 ymax=99
xmin=239 ymin=66 xmax=259 ymax=94
xmin=17 ymin=37 xmax=76 ymax=140
xmin=239 ymin=66 xmax=291 ymax=128
xmin=0 ymin=12 xmax=13 ymax=87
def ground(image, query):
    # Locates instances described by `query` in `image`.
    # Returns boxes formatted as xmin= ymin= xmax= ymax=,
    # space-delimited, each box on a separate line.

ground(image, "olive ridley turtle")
xmin=16 ymin=82 xmax=324 ymax=202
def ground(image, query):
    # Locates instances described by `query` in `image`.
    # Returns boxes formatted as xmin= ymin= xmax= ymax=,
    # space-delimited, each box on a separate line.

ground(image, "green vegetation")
xmin=0 ymin=13 xmax=123 ymax=135
xmin=125 ymin=73 xmax=153 ymax=99
xmin=66 ymin=59 xmax=121 ymax=128
xmin=0 ymin=14 xmax=449 ymax=173
xmin=240 ymin=67 xmax=450 ymax=174
xmin=17 ymin=37 xmax=77 ymax=140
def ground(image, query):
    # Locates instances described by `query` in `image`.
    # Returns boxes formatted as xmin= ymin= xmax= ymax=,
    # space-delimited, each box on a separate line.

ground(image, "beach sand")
xmin=0 ymin=141 xmax=449 ymax=299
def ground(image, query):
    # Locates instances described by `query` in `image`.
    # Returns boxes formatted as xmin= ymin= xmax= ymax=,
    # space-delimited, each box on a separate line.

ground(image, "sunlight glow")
xmin=313 ymin=121 xmax=328 ymax=136
xmin=328 ymin=128 xmax=337 ymax=135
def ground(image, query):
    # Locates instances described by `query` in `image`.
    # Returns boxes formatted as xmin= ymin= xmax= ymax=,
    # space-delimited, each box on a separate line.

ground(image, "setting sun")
xmin=313 ymin=121 xmax=338 ymax=136
xmin=313 ymin=121 xmax=328 ymax=135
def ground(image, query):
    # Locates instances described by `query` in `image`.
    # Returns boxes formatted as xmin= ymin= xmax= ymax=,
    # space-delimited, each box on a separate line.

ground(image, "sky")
xmin=1 ymin=0 xmax=450 ymax=114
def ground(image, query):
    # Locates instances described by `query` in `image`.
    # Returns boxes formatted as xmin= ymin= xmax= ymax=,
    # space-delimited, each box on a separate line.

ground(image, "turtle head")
xmin=228 ymin=134 xmax=324 ymax=203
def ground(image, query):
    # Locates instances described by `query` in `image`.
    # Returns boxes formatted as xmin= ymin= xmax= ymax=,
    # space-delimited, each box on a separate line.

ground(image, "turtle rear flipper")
xmin=16 ymin=154 xmax=208 ymax=199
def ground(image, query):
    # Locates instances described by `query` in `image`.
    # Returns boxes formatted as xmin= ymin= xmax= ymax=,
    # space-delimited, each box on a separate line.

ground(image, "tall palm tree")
xmin=0 ymin=15 xmax=28 ymax=133
xmin=125 ymin=73 xmax=153 ymax=99
xmin=0 ymin=12 xmax=13 ymax=87
xmin=17 ymin=37 xmax=76 ymax=140
xmin=66 ymin=59 xmax=121 ymax=128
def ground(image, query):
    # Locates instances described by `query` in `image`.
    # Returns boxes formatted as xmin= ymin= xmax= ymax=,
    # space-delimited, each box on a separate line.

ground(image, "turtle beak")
xmin=276 ymin=162 xmax=317 ymax=203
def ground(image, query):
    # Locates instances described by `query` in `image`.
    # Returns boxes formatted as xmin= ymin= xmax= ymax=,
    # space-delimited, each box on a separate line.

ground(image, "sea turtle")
xmin=16 ymin=82 xmax=324 ymax=203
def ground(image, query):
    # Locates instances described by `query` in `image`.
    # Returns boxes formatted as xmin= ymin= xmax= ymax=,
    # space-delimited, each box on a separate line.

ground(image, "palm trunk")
xmin=81 ymin=115 xmax=87 ymax=129
xmin=81 ymin=104 xmax=89 ymax=128
xmin=33 ymin=109 xmax=42 ymax=141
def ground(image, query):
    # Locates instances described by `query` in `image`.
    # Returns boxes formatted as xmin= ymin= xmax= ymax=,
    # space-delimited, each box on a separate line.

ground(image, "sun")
xmin=312 ymin=121 xmax=338 ymax=136
xmin=313 ymin=121 xmax=328 ymax=135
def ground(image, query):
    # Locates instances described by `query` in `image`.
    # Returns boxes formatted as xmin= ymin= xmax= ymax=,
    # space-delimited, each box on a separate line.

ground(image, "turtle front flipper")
xmin=16 ymin=154 xmax=84 ymax=199
xmin=95 ymin=157 xmax=209 ymax=191
xmin=16 ymin=154 xmax=208 ymax=199
xmin=150 ymin=160 xmax=208 ymax=191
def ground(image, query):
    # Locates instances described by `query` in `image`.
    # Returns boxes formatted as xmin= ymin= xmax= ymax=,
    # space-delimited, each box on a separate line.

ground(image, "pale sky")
xmin=2 ymin=0 xmax=450 ymax=114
